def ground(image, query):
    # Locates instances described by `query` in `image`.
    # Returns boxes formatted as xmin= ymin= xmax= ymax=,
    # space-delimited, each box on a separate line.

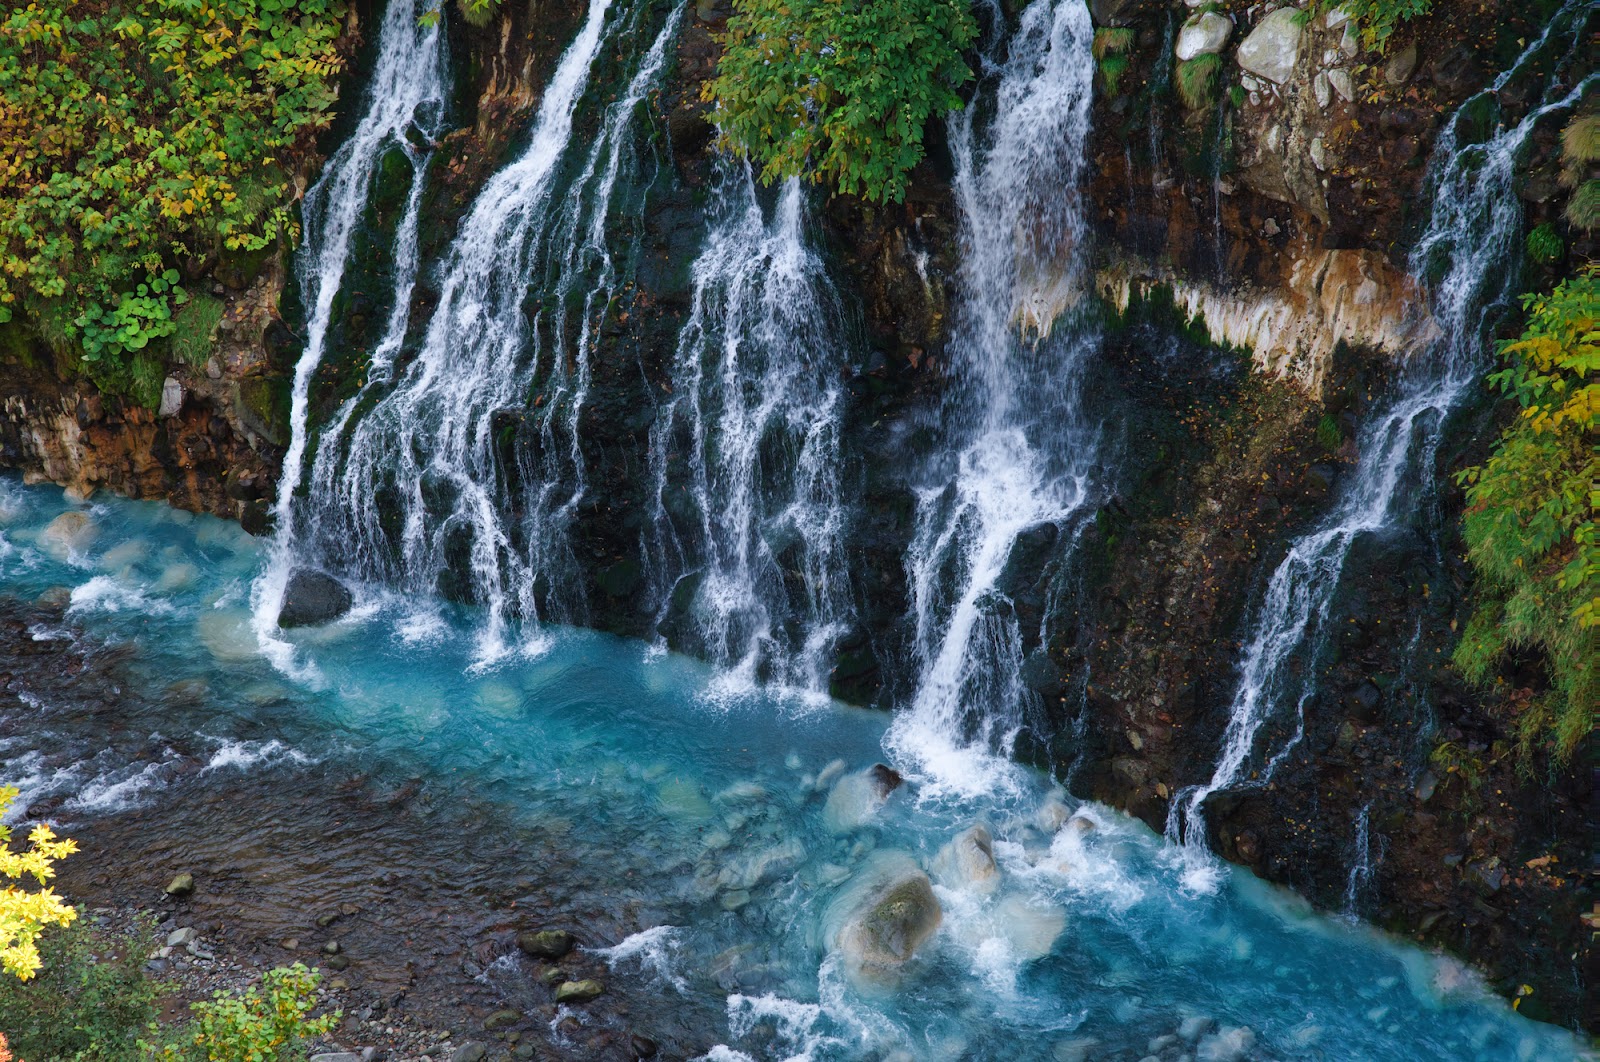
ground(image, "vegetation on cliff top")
xmin=0 ymin=0 xmax=348 ymax=404
xmin=1453 ymin=267 xmax=1597 ymax=768
xmin=703 ymin=0 xmax=976 ymax=203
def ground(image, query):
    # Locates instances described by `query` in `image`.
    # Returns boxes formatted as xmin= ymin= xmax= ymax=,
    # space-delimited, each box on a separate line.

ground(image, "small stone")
xmin=630 ymin=1035 xmax=659 ymax=1059
xmin=1310 ymin=136 xmax=1328 ymax=171
xmin=165 ymin=873 xmax=195 ymax=898
xmin=1340 ymin=23 xmax=1358 ymax=57
xmin=166 ymin=927 xmax=199 ymax=947
xmin=720 ymin=889 xmax=752 ymax=911
xmin=1179 ymin=1015 xmax=1217 ymax=1041
xmin=1414 ymin=770 xmax=1438 ymax=803
xmin=158 ymin=377 xmax=183 ymax=418
xmin=1263 ymin=217 xmax=1282 ymax=236
xmin=311 ymin=1054 xmax=363 ymax=1062
xmin=1328 ymin=68 xmax=1354 ymax=102
xmin=1324 ymin=4 xmax=1351 ymax=29
xmin=205 ymin=357 xmax=223 ymax=380
xmin=324 ymin=955 xmax=350 ymax=971
xmin=513 ymin=1047 xmax=535 ymax=1060
xmin=554 ymin=979 xmax=605 ymax=1004
xmin=1313 ymin=71 xmax=1331 ymax=108
xmin=483 ymin=1010 xmax=521 ymax=1031
xmin=517 ymin=929 xmax=574 ymax=959
xmin=1384 ymin=42 xmax=1417 ymax=85
xmin=450 ymin=1043 xmax=487 ymax=1062
xmin=323 ymin=940 xmax=342 ymax=955
xmin=281 ymin=938 xmax=299 ymax=950
xmin=316 ymin=912 xmax=340 ymax=927
xmin=537 ymin=965 xmax=566 ymax=985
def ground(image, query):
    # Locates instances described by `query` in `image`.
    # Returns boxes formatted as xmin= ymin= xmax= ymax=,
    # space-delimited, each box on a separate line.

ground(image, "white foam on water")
xmin=591 ymin=925 xmax=688 ymax=991
xmin=68 ymin=575 xmax=174 ymax=616
xmin=201 ymin=738 xmax=312 ymax=773
xmin=65 ymin=761 xmax=168 ymax=813
xmin=724 ymin=992 xmax=842 ymax=1062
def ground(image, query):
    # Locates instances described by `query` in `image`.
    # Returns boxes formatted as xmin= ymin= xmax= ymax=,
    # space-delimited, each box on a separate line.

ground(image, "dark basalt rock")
xmin=277 ymin=568 xmax=353 ymax=628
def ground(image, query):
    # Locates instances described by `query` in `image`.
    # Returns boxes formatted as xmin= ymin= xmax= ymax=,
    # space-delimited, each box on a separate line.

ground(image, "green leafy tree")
xmin=0 ymin=0 xmax=349 ymax=403
xmin=703 ymin=0 xmax=977 ymax=203
xmin=1453 ymin=267 xmax=1597 ymax=767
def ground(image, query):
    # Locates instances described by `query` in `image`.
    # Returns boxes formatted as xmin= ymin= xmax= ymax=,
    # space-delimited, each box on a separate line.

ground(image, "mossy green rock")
xmin=516 ymin=928 xmax=574 ymax=958
xmin=553 ymin=979 xmax=604 ymax=1004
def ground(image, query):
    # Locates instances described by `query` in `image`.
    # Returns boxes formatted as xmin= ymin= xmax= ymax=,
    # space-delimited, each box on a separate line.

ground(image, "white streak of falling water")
xmin=885 ymin=0 xmax=1101 ymax=796
xmin=284 ymin=0 xmax=680 ymax=666
xmin=1168 ymin=5 xmax=1594 ymax=886
xmin=645 ymin=167 xmax=851 ymax=700
xmin=253 ymin=0 xmax=446 ymax=673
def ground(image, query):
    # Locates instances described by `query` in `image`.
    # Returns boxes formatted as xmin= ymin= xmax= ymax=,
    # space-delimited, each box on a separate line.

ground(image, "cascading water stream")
xmin=885 ymin=0 xmax=1104 ymax=794
xmin=253 ymin=0 xmax=446 ymax=669
xmin=644 ymin=166 xmax=852 ymax=698
xmin=1167 ymin=3 xmax=1595 ymax=880
xmin=272 ymin=0 xmax=681 ymax=665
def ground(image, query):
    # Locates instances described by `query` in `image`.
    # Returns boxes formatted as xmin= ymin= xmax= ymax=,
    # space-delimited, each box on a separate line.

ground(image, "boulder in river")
xmin=276 ymin=568 xmax=353 ymax=628
xmin=829 ymin=853 xmax=942 ymax=980
xmin=39 ymin=510 xmax=98 ymax=560
xmin=517 ymin=928 xmax=574 ymax=959
xmin=554 ymin=979 xmax=605 ymax=1003
xmin=824 ymin=764 xmax=906 ymax=833
xmin=932 ymin=824 xmax=1000 ymax=894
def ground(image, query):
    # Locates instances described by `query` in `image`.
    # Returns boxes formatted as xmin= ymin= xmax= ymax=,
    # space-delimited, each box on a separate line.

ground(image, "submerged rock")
xmin=830 ymin=855 xmax=942 ymax=978
xmin=517 ymin=929 xmax=574 ymax=959
xmin=39 ymin=510 xmax=98 ymax=560
xmin=165 ymin=872 xmax=194 ymax=897
xmin=554 ymin=979 xmax=605 ymax=1003
xmin=277 ymin=568 xmax=353 ymax=628
xmin=932 ymin=825 xmax=1000 ymax=894
xmin=823 ymin=763 xmax=906 ymax=833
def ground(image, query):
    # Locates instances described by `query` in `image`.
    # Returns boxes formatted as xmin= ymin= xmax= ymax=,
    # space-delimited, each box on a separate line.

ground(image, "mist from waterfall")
xmin=885 ymin=0 xmax=1105 ymax=794
xmin=1167 ymin=2 xmax=1595 ymax=884
xmin=266 ymin=0 xmax=682 ymax=666
xmin=644 ymin=165 xmax=853 ymax=699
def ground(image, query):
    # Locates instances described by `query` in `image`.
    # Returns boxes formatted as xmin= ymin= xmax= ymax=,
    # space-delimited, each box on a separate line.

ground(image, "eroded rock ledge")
xmin=1097 ymin=247 xmax=1433 ymax=396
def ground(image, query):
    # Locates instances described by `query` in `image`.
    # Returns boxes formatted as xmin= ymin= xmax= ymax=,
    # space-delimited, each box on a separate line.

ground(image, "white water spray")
xmin=277 ymin=0 xmax=682 ymax=665
xmin=886 ymin=0 xmax=1103 ymax=794
xmin=1168 ymin=6 xmax=1595 ymax=876
xmin=253 ymin=0 xmax=446 ymax=669
xmin=645 ymin=167 xmax=852 ymax=698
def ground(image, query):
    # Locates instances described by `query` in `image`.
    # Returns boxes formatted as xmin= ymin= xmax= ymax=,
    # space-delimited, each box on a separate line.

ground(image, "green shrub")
xmin=1176 ymin=54 xmax=1222 ymax=111
xmin=1099 ymin=54 xmax=1132 ymax=95
xmin=0 ymin=0 xmax=348 ymax=402
xmin=703 ymin=0 xmax=977 ymax=203
xmin=146 ymin=963 xmax=339 ymax=1062
xmin=0 ymin=914 xmax=160 ymax=1062
xmin=1314 ymin=0 xmax=1432 ymax=53
xmin=1453 ymin=268 xmax=1597 ymax=767
xmin=1525 ymin=222 xmax=1564 ymax=265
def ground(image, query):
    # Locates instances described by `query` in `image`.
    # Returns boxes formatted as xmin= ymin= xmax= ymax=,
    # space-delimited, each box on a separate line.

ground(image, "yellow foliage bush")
xmin=0 ymin=785 xmax=78 ymax=981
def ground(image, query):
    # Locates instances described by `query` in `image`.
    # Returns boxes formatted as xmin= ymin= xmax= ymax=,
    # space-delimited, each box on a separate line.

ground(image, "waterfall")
xmin=253 ymin=0 xmax=446 ymax=671
xmin=644 ymin=166 xmax=853 ymax=698
xmin=885 ymin=0 xmax=1104 ymax=793
xmin=1167 ymin=4 xmax=1595 ymax=877
xmin=271 ymin=0 xmax=682 ymax=665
